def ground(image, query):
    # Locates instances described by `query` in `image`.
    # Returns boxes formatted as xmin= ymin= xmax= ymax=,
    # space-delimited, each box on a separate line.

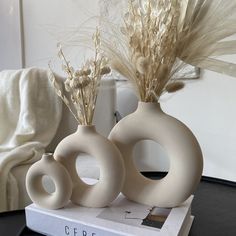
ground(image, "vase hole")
xmin=75 ymin=153 xmax=100 ymax=184
xmin=82 ymin=177 xmax=99 ymax=185
xmin=133 ymin=140 xmax=170 ymax=178
xmin=42 ymin=175 xmax=56 ymax=194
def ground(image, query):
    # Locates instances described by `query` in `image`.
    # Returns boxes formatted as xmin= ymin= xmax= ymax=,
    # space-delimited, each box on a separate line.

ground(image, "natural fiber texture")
xmin=49 ymin=30 xmax=110 ymax=125
xmin=100 ymin=0 xmax=236 ymax=102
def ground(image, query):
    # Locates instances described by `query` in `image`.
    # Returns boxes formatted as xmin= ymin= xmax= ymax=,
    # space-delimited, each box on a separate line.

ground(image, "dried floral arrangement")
xmin=100 ymin=0 xmax=236 ymax=102
xmin=48 ymin=30 xmax=110 ymax=125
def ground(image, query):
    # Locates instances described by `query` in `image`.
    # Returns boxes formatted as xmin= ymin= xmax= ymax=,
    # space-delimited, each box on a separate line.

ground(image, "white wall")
xmin=1 ymin=0 xmax=236 ymax=181
xmin=22 ymin=0 xmax=99 ymax=73
xmin=116 ymin=69 xmax=236 ymax=182
xmin=0 ymin=0 xmax=22 ymax=70
xmin=163 ymin=69 xmax=236 ymax=182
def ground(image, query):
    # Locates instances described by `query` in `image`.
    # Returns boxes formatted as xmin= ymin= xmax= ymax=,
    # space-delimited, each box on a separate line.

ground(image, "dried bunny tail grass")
xmin=48 ymin=65 xmax=81 ymax=123
xmin=100 ymin=0 xmax=236 ymax=104
xmin=49 ymin=29 xmax=111 ymax=125
xmin=100 ymin=0 xmax=183 ymax=102
xmin=54 ymin=15 xmax=141 ymax=94
xmin=165 ymin=81 xmax=185 ymax=93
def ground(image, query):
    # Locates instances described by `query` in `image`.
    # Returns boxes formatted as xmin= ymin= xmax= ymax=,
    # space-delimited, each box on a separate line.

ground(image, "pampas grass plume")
xmin=100 ymin=0 xmax=236 ymax=102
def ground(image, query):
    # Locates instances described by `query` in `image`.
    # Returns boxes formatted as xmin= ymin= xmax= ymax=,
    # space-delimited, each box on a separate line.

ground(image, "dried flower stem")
xmin=48 ymin=65 xmax=80 ymax=123
xmin=49 ymin=29 xmax=110 ymax=125
xmin=101 ymin=0 xmax=236 ymax=102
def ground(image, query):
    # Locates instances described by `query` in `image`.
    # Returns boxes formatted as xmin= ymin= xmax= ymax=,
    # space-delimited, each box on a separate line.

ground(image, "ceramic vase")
xmin=26 ymin=153 xmax=73 ymax=210
xmin=54 ymin=125 xmax=125 ymax=208
xmin=109 ymin=102 xmax=203 ymax=208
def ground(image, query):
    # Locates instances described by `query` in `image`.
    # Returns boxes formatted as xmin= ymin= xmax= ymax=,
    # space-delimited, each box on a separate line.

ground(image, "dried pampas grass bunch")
xmin=48 ymin=29 xmax=110 ymax=125
xmin=101 ymin=0 xmax=236 ymax=102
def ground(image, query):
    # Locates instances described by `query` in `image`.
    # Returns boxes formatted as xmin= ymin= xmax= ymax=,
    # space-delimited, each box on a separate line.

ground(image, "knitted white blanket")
xmin=0 ymin=68 xmax=62 ymax=212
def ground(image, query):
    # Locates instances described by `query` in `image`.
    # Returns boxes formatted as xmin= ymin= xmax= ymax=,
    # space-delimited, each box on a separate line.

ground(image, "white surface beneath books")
xmin=26 ymin=178 xmax=194 ymax=236
xmin=182 ymin=216 xmax=194 ymax=236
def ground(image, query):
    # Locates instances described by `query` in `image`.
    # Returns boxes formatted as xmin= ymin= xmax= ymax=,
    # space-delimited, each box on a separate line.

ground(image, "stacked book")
xmin=26 ymin=179 xmax=194 ymax=236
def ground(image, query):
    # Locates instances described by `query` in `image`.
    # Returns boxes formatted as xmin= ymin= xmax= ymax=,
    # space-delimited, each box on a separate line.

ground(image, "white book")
xmin=26 ymin=194 xmax=194 ymax=236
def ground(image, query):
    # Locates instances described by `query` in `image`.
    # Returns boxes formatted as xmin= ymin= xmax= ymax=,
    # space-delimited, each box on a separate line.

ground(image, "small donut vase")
xmin=109 ymin=102 xmax=203 ymax=208
xmin=26 ymin=153 xmax=72 ymax=210
xmin=54 ymin=125 xmax=125 ymax=208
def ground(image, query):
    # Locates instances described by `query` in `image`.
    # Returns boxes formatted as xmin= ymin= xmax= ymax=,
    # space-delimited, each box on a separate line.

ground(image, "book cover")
xmin=26 ymin=194 xmax=193 ymax=236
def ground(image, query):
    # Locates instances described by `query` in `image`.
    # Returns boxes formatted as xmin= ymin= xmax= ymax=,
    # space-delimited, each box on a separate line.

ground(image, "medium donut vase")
xmin=26 ymin=153 xmax=73 ymax=210
xmin=109 ymin=102 xmax=203 ymax=208
xmin=54 ymin=125 xmax=125 ymax=208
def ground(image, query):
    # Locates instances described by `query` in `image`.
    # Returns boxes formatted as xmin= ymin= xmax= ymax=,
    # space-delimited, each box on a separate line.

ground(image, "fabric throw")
xmin=0 ymin=68 xmax=62 ymax=212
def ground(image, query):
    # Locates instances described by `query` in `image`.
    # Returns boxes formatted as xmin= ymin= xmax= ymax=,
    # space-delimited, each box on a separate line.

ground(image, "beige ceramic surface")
xmin=54 ymin=125 xmax=125 ymax=208
xmin=109 ymin=102 xmax=203 ymax=207
xmin=26 ymin=153 xmax=72 ymax=209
